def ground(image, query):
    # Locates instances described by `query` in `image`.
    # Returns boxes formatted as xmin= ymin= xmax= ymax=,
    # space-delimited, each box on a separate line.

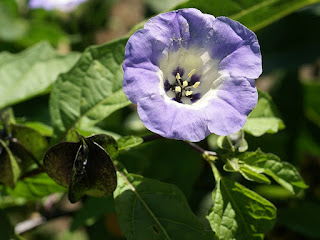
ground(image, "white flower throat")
xmin=164 ymin=68 xmax=201 ymax=103
xmin=158 ymin=47 xmax=221 ymax=106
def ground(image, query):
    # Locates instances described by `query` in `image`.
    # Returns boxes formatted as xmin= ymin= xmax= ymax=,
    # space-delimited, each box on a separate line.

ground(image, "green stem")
xmin=226 ymin=136 xmax=235 ymax=152
xmin=209 ymin=161 xmax=221 ymax=183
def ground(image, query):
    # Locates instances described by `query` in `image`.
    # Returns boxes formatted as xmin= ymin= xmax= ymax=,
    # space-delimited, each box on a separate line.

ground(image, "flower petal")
xmin=137 ymin=94 xmax=210 ymax=142
xmin=29 ymin=0 xmax=87 ymax=11
xmin=206 ymin=76 xmax=258 ymax=135
xmin=123 ymin=67 xmax=161 ymax=104
xmin=144 ymin=10 xmax=190 ymax=51
xmin=209 ymin=17 xmax=262 ymax=79
xmin=123 ymin=9 xmax=262 ymax=141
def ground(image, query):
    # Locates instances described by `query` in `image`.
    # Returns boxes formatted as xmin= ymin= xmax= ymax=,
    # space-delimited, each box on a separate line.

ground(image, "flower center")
xmin=164 ymin=67 xmax=201 ymax=104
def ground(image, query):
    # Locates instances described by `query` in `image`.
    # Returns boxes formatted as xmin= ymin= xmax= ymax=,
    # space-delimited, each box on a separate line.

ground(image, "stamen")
xmin=176 ymin=72 xmax=181 ymax=80
xmin=182 ymin=81 xmax=188 ymax=87
xmin=188 ymin=69 xmax=196 ymax=79
xmin=185 ymin=90 xmax=193 ymax=96
xmin=175 ymin=86 xmax=182 ymax=92
xmin=193 ymin=82 xmax=200 ymax=88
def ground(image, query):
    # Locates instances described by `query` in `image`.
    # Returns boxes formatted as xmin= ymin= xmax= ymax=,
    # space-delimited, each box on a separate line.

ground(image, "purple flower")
xmin=28 ymin=0 xmax=87 ymax=12
xmin=123 ymin=8 xmax=261 ymax=142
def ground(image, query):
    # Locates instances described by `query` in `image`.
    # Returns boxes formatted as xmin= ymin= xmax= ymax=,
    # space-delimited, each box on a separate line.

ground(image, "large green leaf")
xmin=238 ymin=149 xmax=308 ymax=195
xmin=0 ymin=42 xmax=80 ymax=109
xmin=5 ymin=173 xmax=65 ymax=200
xmin=175 ymin=0 xmax=320 ymax=31
xmin=114 ymin=171 xmax=217 ymax=240
xmin=243 ymin=90 xmax=285 ymax=136
xmin=50 ymin=37 xmax=130 ymax=142
xmin=207 ymin=164 xmax=276 ymax=240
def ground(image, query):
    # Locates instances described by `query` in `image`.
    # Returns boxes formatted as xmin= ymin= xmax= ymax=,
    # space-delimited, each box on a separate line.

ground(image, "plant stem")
xmin=20 ymin=167 xmax=45 ymax=179
xmin=142 ymin=134 xmax=163 ymax=143
xmin=183 ymin=141 xmax=218 ymax=158
xmin=209 ymin=161 xmax=221 ymax=182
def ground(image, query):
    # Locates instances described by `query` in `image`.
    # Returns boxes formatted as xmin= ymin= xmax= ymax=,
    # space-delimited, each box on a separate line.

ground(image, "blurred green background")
xmin=1 ymin=0 xmax=320 ymax=239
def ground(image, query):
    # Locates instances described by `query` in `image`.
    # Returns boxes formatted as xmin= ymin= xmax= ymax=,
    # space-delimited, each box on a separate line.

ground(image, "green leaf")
xmin=243 ymin=90 xmax=285 ymax=136
xmin=254 ymin=185 xmax=296 ymax=200
xmin=207 ymin=170 xmax=276 ymax=240
xmin=77 ymin=126 xmax=121 ymax=140
xmin=217 ymin=130 xmax=248 ymax=152
xmin=223 ymin=156 xmax=271 ymax=184
xmin=174 ymin=0 xmax=320 ymax=31
xmin=0 ymin=42 xmax=80 ymax=109
xmin=0 ymin=139 xmax=21 ymax=188
xmin=238 ymin=149 xmax=308 ymax=195
xmin=11 ymin=124 xmax=48 ymax=161
xmin=0 ymin=1 xmax=28 ymax=41
xmin=24 ymin=121 xmax=53 ymax=137
xmin=117 ymin=136 xmax=144 ymax=151
xmin=5 ymin=173 xmax=65 ymax=200
xmin=239 ymin=165 xmax=271 ymax=184
xmin=114 ymin=171 xmax=216 ymax=240
xmin=50 ymin=37 xmax=131 ymax=143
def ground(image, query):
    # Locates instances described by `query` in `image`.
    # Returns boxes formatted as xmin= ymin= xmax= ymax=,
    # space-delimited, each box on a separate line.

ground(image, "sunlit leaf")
xmin=0 ymin=42 xmax=80 ymax=109
xmin=243 ymin=91 xmax=285 ymax=136
xmin=50 ymin=38 xmax=131 ymax=143
xmin=24 ymin=122 xmax=53 ymax=137
xmin=207 ymin=173 xmax=276 ymax=240
xmin=239 ymin=149 xmax=308 ymax=195
xmin=117 ymin=136 xmax=143 ymax=151
xmin=5 ymin=173 xmax=65 ymax=200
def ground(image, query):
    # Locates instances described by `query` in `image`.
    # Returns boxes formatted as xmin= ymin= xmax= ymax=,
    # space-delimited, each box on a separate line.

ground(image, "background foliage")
xmin=0 ymin=0 xmax=320 ymax=240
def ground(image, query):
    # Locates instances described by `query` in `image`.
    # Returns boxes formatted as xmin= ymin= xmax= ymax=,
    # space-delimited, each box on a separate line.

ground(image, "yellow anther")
xmin=176 ymin=72 xmax=181 ymax=80
xmin=193 ymin=82 xmax=200 ymax=89
xmin=185 ymin=90 xmax=193 ymax=96
xmin=175 ymin=86 xmax=182 ymax=92
xmin=188 ymin=69 xmax=196 ymax=78
xmin=182 ymin=81 xmax=188 ymax=87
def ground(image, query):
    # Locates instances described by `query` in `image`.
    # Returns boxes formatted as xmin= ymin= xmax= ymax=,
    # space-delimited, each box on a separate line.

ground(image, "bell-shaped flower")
xmin=123 ymin=8 xmax=261 ymax=142
xmin=28 ymin=0 xmax=87 ymax=12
